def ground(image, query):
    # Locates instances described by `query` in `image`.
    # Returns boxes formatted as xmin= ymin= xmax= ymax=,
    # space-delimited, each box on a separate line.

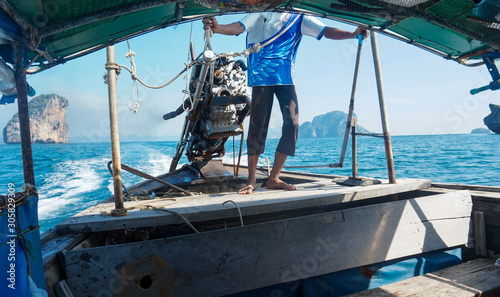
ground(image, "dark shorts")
xmin=247 ymin=85 xmax=299 ymax=156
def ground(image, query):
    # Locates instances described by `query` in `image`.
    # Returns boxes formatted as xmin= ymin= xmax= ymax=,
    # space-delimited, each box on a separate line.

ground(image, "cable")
xmin=142 ymin=205 xmax=199 ymax=233
xmin=222 ymin=200 xmax=244 ymax=227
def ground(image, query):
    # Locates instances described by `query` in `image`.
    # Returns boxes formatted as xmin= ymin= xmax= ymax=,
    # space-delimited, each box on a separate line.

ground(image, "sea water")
xmin=1 ymin=133 xmax=499 ymax=233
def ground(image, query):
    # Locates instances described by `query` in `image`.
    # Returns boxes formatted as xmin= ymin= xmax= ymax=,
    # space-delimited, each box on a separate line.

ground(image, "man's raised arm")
xmin=203 ymin=16 xmax=245 ymax=36
xmin=323 ymin=26 xmax=368 ymax=40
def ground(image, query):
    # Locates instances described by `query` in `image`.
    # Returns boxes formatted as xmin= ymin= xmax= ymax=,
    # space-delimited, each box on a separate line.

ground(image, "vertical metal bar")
xmin=106 ymin=45 xmax=124 ymax=209
xmin=370 ymin=31 xmax=396 ymax=184
xmin=338 ymin=37 xmax=363 ymax=167
xmin=14 ymin=44 xmax=35 ymax=186
xmin=236 ymin=128 xmax=244 ymax=177
xmin=351 ymin=117 xmax=358 ymax=178
xmin=233 ymin=136 xmax=236 ymax=177
xmin=190 ymin=50 xmax=214 ymax=112
xmin=169 ymin=119 xmax=189 ymax=172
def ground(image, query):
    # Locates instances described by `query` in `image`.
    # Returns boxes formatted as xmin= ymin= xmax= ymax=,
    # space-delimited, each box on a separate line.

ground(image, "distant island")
xmin=3 ymin=94 xmax=69 ymax=144
xmin=471 ymin=128 xmax=491 ymax=134
xmin=298 ymin=110 xmax=370 ymax=138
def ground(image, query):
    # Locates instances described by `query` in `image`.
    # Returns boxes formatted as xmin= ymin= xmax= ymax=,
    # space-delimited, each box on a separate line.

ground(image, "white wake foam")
xmin=138 ymin=149 xmax=173 ymax=177
xmin=38 ymin=157 xmax=107 ymax=219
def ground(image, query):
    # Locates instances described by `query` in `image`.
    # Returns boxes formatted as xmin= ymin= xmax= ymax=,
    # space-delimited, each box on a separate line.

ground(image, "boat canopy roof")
xmin=2 ymin=0 xmax=500 ymax=71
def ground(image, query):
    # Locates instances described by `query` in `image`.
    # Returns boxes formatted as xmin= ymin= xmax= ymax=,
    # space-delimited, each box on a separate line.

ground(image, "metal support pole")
xmin=338 ymin=36 xmax=364 ymax=167
xmin=106 ymin=45 xmax=124 ymax=209
xmin=14 ymin=44 xmax=35 ymax=186
xmin=370 ymin=31 xmax=396 ymax=184
xmin=351 ymin=117 xmax=358 ymax=179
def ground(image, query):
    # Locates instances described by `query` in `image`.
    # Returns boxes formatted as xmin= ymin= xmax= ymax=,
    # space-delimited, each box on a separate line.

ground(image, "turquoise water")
xmin=1 ymin=133 xmax=499 ymax=233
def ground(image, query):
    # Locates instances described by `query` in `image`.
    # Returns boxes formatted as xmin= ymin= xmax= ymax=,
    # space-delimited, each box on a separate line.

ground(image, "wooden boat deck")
xmin=44 ymin=165 xmax=500 ymax=297
xmin=43 ymin=173 xmax=500 ymax=297
xmin=60 ymin=185 xmax=474 ymax=296
xmin=56 ymin=177 xmax=431 ymax=233
xmin=348 ymin=258 xmax=500 ymax=297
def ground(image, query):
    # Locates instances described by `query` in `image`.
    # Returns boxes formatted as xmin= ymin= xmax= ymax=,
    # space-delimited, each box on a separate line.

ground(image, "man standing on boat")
xmin=203 ymin=13 xmax=368 ymax=194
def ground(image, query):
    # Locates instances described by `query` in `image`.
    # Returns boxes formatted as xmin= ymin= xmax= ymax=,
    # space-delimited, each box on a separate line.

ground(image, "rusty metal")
xmin=384 ymin=136 xmax=396 ymax=182
xmin=235 ymin=127 xmax=244 ymax=177
xmin=371 ymin=31 xmax=396 ymax=184
xmin=14 ymin=44 xmax=35 ymax=186
xmin=0 ymin=1 xmax=32 ymax=38
xmin=456 ymin=47 xmax=489 ymax=65
xmin=351 ymin=117 xmax=358 ymax=179
xmin=106 ymin=45 xmax=124 ymax=209
xmin=175 ymin=1 xmax=186 ymax=23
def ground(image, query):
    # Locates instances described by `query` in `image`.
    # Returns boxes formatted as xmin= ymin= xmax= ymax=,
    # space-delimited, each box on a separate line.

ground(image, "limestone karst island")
xmin=3 ymin=94 xmax=69 ymax=144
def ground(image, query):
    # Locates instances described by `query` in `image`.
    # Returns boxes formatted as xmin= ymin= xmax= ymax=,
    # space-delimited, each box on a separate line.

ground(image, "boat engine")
xmin=164 ymin=54 xmax=251 ymax=170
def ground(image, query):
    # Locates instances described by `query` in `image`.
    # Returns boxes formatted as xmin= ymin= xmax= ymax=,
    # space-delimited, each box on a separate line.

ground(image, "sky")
xmin=0 ymin=14 xmax=497 ymax=142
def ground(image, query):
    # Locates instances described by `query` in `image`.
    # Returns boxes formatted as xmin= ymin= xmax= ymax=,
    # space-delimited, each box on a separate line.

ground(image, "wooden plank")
xmin=432 ymin=183 xmax=500 ymax=193
xmin=347 ymin=258 xmax=500 ymax=296
xmin=473 ymin=200 xmax=500 ymax=227
xmin=471 ymin=191 xmax=500 ymax=201
xmin=54 ymin=280 xmax=74 ymax=297
xmin=424 ymin=188 xmax=500 ymax=227
xmin=429 ymin=187 xmax=500 ymax=203
xmin=42 ymin=233 xmax=87 ymax=265
xmin=474 ymin=211 xmax=487 ymax=257
xmin=57 ymin=178 xmax=431 ymax=233
xmin=42 ymin=233 xmax=88 ymax=297
xmin=64 ymin=190 xmax=472 ymax=297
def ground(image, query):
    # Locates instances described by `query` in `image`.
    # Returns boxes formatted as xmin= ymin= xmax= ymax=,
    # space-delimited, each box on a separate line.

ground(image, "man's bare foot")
xmin=265 ymin=178 xmax=297 ymax=191
xmin=238 ymin=184 xmax=256 ymax=195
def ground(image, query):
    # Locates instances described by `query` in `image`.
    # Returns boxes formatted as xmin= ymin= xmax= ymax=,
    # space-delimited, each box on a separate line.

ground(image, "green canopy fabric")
xmin=3 ymin=0 xmax=500 ymax=71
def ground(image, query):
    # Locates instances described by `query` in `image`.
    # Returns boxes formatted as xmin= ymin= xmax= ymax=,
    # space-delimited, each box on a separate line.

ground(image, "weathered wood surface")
xmin=129 ymin=163 xmax=330 ymax=193
xmin=425 ymin=187 xmax=500 ymax=227
xmin=347 ymin=258 xmax=500 ymax=296
xmin=54 ymin=280 xmax=74 ymax=297
xmin=64 ymin=190 xmax=472 ymax=297
xmin=432 ymin=183 xmax=500 ymax=193
xmin=473 ymin=200 xmax=500 ymax=227
xmin=57 ymin=178 xmax=431 ymax=233
xmin=427 ymin=187 xmax=500 ymax=203
xmin=474 ymin=211 xmax=487 ymax=257
xmin=42 ymin=232 xmax=89 ymax=297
